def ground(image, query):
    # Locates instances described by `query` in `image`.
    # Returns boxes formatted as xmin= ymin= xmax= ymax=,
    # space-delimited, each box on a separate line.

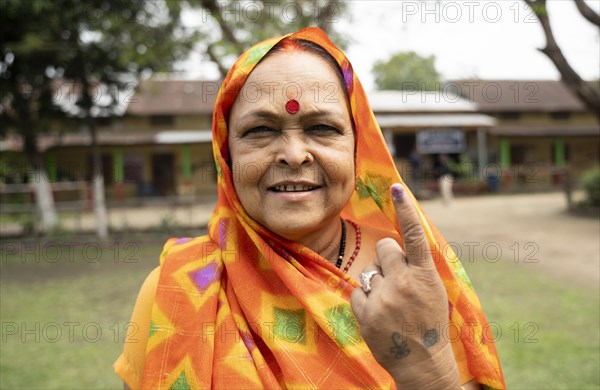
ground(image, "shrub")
xmin=581 ymin=166 xmax=600 ymax=207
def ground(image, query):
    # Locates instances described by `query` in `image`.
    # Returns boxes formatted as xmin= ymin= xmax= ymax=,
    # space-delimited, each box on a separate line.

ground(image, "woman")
xmin=114 ymin=27 xmax=505 ymax=389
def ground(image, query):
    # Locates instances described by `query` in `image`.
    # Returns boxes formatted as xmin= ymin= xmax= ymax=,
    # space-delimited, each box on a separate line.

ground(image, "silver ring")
xmin=305 ymin=152 xmax=313 ymax=161
xmin=360 ymin=270 xmax=382 ymax=293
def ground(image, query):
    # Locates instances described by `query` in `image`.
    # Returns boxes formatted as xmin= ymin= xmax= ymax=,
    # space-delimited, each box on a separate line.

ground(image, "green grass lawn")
xmin=1 ymin=237 xmax=163 ymax=389
xmin=463 ymin=259 xmax=600 ymax=389
xmin=1 ymin=237 xmax=599 ymax=389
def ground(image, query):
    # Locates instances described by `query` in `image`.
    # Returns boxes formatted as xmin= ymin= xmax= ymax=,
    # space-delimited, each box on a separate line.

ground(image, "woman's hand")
xmin=350 ymin=183 xmax=461 ymax=389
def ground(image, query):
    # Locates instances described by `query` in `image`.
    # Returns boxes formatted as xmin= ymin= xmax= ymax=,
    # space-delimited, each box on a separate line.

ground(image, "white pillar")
xmin=477 ymin=128 xmax=488 ymax=180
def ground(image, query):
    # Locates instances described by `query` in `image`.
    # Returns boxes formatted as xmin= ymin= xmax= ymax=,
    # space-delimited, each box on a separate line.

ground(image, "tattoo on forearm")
xmin=390 ymin=332 xmax=410 ymax=359
xmin=422 ymin=329 xmax=439 ymax=348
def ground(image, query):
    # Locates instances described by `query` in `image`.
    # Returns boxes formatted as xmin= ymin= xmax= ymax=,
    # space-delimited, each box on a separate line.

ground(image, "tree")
xmin=1 ymin=0 xmax=195 ymax=236
xmin=190 ymin=0 xmax=350 ymax=77
xmin=524 ymin=0 xmax=600 ymax=115
xmin=372 ymin=51 xmax=442 ymax=91
xmin=1 ymin=0 xmax=349 ymax=236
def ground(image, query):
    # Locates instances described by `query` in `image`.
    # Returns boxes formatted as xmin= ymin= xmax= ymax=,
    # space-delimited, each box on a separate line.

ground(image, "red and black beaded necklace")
xmin=335 ymin=219 xmax=362 ymax=273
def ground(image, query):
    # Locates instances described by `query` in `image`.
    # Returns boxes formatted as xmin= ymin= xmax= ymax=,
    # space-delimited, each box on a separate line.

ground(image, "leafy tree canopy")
xmin=372 ymin=51 xmax=442 ymax=91
xmin=0 ymin=0 xmax=196 ymax=158
xmin=192 ymin=0 xmax=349 ymax=76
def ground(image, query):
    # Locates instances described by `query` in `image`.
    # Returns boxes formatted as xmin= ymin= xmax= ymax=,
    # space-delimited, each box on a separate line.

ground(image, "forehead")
xmin=248 ymin=50 xmax=340 ymax=87
xmin=230 ymin=51 xmax=347 ymax=115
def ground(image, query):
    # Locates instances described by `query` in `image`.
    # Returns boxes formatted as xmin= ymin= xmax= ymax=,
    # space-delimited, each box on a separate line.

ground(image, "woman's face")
xmin=228 ymin=50 xmax=355 ymax=240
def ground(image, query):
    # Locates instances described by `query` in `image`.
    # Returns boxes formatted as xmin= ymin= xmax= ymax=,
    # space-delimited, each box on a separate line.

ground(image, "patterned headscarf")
xmin=142 ymin=27 xmax=505 ymax=389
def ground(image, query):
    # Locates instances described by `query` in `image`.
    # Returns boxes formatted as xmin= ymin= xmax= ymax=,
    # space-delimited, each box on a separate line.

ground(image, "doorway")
xmin=152 ymin=153 xmax=175 ymax=196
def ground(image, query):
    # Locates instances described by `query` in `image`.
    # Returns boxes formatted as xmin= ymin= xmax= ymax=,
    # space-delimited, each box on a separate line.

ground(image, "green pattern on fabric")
xmin=441 ymin=244 xmax=475 ymax=290
xmin=454 ymin=263 xmax=474 ymax=290
xmin=357 ymin=177 xmax=371 ymax=199
xmin=273 ymin=307 xmax=306 ymax=344
xmin=215 ymin=158 xmax=222 ymax=178
xmin=324 ymin=304 xmax=362 ymax=348
xmin=149 ymin=320 xmax=159 ymax=337
xmin=246 ymin=42 xmax=273 ymax=64
xmin=357 ymin=175 xmax=391 ymax=210
xmin=170 ymin=372 xmax=190 ymax=390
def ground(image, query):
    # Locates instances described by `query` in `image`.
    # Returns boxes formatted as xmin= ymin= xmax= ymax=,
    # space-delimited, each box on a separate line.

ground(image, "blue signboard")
xmin=416 ymin=129 xmax=465 ymax=154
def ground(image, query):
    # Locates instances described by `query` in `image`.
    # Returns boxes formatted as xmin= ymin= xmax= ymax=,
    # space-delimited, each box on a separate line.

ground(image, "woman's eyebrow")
xmin=236 ymin=107 xmax=341 ymax=123
xmin=236 ymin=109 xmax=278 ymax=123
xmin=303 ymin=109 xmax=341 ymax=119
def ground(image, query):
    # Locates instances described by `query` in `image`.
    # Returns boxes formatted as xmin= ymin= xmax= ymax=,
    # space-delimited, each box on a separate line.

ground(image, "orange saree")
xmin=139 ymin=27 xmax=505 ymax=389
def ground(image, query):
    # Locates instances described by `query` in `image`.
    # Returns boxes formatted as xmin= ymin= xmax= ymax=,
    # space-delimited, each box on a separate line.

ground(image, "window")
xmin=499 ymin=112 xmax=521 ymax=120
xmin=510 ymin=145 xmax=528 ymax=165
xmin=123 ymin=154 xmax=144 ymax=183
xmin=549 ymin=111 xmax=571 ymax=120
xmin=393 ymin=134 xmax=415 ymax=158
xmin=95 ymin=117 xmax=113 ymax=127
xmin=149 ymin=115 xmax=174 ymax=126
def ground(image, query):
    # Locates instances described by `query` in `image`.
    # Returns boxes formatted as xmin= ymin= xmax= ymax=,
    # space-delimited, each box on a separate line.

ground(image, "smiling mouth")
xmin=270 ymin=184 xmax=320 ymax=192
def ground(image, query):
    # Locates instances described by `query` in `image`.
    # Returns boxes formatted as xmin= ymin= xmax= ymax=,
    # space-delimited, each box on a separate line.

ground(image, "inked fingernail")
xmin=391 ymin=184 xmax=404 ymax=203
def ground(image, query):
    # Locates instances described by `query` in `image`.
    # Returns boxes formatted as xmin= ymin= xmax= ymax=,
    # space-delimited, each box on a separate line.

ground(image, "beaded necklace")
xmin=335 ymin=219 xmax=362 ymax=273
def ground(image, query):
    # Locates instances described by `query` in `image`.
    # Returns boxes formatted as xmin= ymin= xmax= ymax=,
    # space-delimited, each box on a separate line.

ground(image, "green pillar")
xmin=182 ymin=144 xmax=192 ymax=179
xmin=114 ymin=147 xmax=123 ymax=182
xmin=47 ymin=150 xmax=57 ymax=182
xmin=554 ymin=137 xmax=565 ymax=167
xmin=500 ymin=138 xmax=511 ymax=169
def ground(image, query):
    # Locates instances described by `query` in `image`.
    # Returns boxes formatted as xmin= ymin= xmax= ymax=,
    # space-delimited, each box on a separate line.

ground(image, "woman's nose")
xmin=275 ymin=136 xmax=314 ymax=168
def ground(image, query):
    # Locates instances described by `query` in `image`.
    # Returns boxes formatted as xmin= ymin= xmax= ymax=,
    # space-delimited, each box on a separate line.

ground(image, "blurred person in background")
xmin=436 ymin=154 xmax=455 ymax=205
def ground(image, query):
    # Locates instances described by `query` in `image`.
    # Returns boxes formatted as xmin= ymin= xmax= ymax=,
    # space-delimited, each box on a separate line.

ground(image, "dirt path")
xmin=419 ymin=192 xmax=599 ymax=290
xmin=3 ymin=191 xmax=597 ymax=290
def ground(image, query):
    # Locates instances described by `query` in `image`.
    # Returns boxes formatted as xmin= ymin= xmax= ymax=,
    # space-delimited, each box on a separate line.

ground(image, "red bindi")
xmin=285 ymin=99 xmax=300 ymax=114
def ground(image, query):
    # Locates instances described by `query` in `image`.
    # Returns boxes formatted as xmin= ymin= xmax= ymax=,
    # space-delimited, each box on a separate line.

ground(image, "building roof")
xmin=368 ymin=90 xmax=478 ymax=113
xmin=154 ymin=130 xmax=212 ymax=144
xmin=38 ymin=79 xmax=129 ymax=117
xmin=125 ymin=83 xmax=483 ymax=116
xmin=125 ymin=79 xmax=595 ymax=116
xmin=0 ymin=130 xmax=212 ymax=152
xmin=448 ymin=80 xmax=593 ymax=112
xmin=375 ymin=113 xmax=496 ymax=129
xmin=490 ymin=124 xmax=599 ymax=137
xmin=368 ymin=90 xmax=495 ymax=128
xmin=126 ymin=80 xmax=221 ymax=116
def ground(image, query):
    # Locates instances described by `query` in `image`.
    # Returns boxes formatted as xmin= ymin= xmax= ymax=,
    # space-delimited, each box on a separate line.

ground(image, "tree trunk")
xmin=25 ymin=141 xmax=58 ymax=233
xmin=79 ymin=76 xmax=109 ymax=239
xmin=524 ymin=0 xmax=600 ymax=116
xmin=206 ymin=43 xmax=229 ymax=78
xmin=574 ymin=0 xmax=600 ymax=27
xmin=90 ymin=119 xmax=109 ymax=239
xmin=33 ymin=167 xmax=58 ymax=232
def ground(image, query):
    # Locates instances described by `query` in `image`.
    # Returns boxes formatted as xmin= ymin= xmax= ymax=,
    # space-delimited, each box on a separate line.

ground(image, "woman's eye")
xmin=244 ymin=126 xmax=276 ymax=136
xmin=307 ymin=124 xmax=339 ymax=133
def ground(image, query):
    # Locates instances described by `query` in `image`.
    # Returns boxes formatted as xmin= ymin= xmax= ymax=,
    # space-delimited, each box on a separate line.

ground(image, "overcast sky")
xmin=340 ymin=0 xmax=600 ymax=91
xmin=180 ymin=0 xmax=600 ymax=92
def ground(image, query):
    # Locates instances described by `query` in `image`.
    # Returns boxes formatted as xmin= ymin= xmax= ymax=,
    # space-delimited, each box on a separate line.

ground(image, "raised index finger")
xmin=390 ymin=183 xmax=432 ymax=268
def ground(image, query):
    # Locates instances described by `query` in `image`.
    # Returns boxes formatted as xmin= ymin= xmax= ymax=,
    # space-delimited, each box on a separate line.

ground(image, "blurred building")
xmin=1 ymin=79 xmax=598 ymax=199
xmin=371 ymin=81 xmax=599 ymax=192
xmin=369 ymin=89 xmax=496 ymax=192
xmin=450 ymin=80 xmax=599 ymax=190
xmin=2 ymin=80 xmax=220 ymax=201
